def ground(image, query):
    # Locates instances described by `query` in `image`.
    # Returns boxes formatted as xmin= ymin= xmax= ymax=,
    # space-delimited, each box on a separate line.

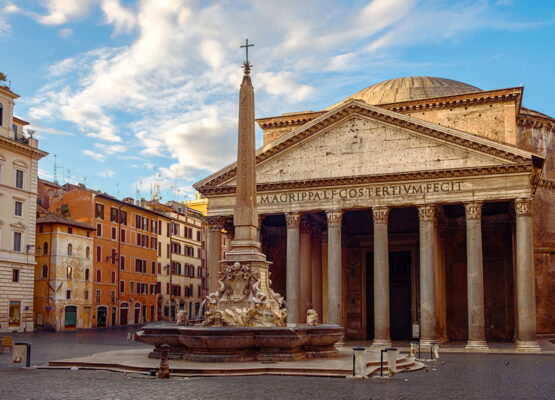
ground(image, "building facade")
xmin=45 ymin=186 xmax=164 ymax=327
xmin=149 ymin=201 xmax=206 ymax=321
xmin=34 ymin=214 xmax=94 ymax=330
xmin=197 ymin=77 xmax=554 ymax=350
xmin=0 ymin=85 xmax=47 ymax=332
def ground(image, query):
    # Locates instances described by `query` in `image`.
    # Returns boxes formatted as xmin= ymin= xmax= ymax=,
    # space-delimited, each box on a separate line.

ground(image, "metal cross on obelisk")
xmin=240 ymin=39 xmax=254 ymax=73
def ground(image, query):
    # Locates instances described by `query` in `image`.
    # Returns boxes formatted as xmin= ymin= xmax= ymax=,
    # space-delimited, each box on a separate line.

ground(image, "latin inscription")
xmin=259 ymin=181 xmax=463 ymax=204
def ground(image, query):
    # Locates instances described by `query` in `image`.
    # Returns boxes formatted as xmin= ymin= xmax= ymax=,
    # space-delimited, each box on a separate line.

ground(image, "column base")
xmin=515 ymin=340 xmax=541 ymax=352
xmin=465 ymin=340 xmax=489 ymax=351
xmin=368 ymin=339 xmax=392 ymax=351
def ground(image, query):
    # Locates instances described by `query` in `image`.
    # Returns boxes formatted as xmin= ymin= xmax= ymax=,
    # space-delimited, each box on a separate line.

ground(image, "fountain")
xmin=136 ymin=42 xmax=343 ymax=362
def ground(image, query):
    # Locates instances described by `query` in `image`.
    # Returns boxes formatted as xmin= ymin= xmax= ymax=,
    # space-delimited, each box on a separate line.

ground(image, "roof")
xmin=327 ymin=76 xmax=482 ymax=109
xmin=36 ymin=214 xmax=95 ymax=230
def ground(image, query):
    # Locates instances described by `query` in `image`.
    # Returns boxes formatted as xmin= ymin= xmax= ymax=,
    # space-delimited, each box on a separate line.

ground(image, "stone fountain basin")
xmin=136 ymin=323 xmax=344 ymax=362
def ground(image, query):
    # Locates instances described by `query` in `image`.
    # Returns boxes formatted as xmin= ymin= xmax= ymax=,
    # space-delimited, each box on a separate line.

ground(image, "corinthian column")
xmin=418 ymin=204 xmax=437 ymax=346
xmin=299 ymin=217 xmax=312 ymax=320
xmin=326 ymin=210 xmax=343 ymax=326
xmin=311 ymin=227 xmax=323 ymax=318
xmin=464 ymin=202 xmax=488 ymax=350
xmin=372 ymin=206 xmax=391 ymax=348
xmin=514 ymin=198 xmax=540 ymax=351
xmin=206 ymin=216 xmax=225 ymax=293
xmin=285 ymin=212 xmax=301 ymax=324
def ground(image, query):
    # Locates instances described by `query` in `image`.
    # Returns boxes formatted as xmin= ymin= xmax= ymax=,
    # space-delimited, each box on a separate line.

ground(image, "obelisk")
xmin=202 ymin=40 xmax=286 ymax=328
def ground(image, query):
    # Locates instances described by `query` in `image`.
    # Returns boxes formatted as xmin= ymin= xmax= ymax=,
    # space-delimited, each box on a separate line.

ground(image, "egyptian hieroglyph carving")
xmin=202 ymin=262 xmax=287 ymax=327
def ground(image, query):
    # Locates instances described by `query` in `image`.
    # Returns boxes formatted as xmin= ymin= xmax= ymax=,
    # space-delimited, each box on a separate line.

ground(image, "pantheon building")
xmin=196 ymin=77 xmax=554 ymax=350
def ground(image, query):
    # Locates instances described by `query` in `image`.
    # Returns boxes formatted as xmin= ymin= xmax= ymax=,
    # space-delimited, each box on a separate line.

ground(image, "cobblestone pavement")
xmin=1 ymin=329 xmax=554 ymax=400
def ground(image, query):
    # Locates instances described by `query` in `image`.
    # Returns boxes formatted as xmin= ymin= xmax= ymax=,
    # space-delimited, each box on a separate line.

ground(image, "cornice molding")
xmin=200 ymin=164 xmax=532 ymax=196
xmin=0 ymin=135 xmax=48 ymax=159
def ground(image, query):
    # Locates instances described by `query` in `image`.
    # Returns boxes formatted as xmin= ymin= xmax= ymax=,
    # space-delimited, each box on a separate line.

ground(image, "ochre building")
xmin=196 ymin=77 xmax=554 ymax=350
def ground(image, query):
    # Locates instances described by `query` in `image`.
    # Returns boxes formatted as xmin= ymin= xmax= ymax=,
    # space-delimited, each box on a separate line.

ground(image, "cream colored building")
xmin=197 ymin=76 xmax=555 ymax=351
xmin=149 ymin=201 xmax=206 ymax=320
xmin=0 ymin=85 xmax=47 ymax=332
xmin=34 ymin=214 xmax=94 ymax=330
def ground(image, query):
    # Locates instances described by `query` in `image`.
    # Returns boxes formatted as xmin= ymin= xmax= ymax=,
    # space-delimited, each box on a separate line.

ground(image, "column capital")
xmin=515 ymin=198 xmax=533 ymax=216
xmin=206 ymin=216 xmax=226 ymax=231
xmin=285 ymin=212 xmax=300 ymax=229
xmin=417 ymin=204 xmax=436 ymax=222
xmin=464 ymin=202 xmax=483 ymax=220
xmin=326 ymin=209 xmax=343 ymax=227
xmin=300 ymin=217 xmax=312 ymax=233
xmin=372 ymin=206 xmax=389 ymax=224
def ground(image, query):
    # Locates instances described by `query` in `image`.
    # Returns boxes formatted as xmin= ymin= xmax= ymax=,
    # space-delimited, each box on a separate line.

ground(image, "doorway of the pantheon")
xmin=366 ymin=251 xmax=412 ymax=341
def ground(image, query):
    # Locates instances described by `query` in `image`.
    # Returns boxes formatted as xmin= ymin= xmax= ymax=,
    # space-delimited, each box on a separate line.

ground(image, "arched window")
xmin=86 ymin=246 xmax=90 ymax=259
xmin=85 ymin=268 xmax=90 ymax=281
xmin=42 ymin=265 xmax=48 ymax=278
xmin=67 ymin=243 xmax=73 ymax=256
xmin=66 ymin=266 xmax=72 ymax=279
xmin=43 ymin=242 xmax=48 ymax=255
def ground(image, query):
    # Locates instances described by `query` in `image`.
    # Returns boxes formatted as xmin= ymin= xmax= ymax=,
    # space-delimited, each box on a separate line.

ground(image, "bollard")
xmin=158 ymin=344 xmax=170 ymax=379
xmin=386 ymin=347 xmax=398 ymax=376
xmin=13 ymin=343 xmax=31 ymax=367
xmin=352 ymin=347 xmax=365 ymax=377
xmin=431 ymin=342 xmax=439 ymax=360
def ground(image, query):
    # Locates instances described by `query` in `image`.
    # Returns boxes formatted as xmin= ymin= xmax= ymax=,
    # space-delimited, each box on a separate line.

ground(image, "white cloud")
xmin=83 ymin=150 xmax=105 ymax=162
xmin=36 ymin=0 xmax=94 ymax=25
xmin=58 ymin=28 xmax=73 ymax=38
xmin=100 ymin=0 xmax=137 ymax=34
xmin=97 ymin=169 xmax=115 ymax=178
xmin=0 ymin=16 xmax=10 ymax=36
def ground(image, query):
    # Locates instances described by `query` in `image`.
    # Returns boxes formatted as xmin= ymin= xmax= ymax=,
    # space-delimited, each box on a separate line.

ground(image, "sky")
xmin=1 ymin=0 xmax=554 ymax=202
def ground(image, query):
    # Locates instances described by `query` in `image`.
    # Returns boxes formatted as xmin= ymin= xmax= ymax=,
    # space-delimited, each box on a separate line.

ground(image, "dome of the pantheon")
xmin=329 ymin=76 xmax=482 ymax=108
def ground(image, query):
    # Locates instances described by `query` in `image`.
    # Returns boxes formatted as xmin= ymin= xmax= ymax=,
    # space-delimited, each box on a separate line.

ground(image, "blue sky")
xmin=1 ymin=0 xmax=554 ymax=201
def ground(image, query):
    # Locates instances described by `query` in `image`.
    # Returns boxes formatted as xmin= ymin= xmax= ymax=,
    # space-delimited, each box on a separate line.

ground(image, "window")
xmin=12 ymin=269 xmax=20 ymax=282
xmin=196 ymin=231 xmax=201 ymax=241
xmin=111 ymin=249 xmax=117 ymax=264
xmin=96 ymin=269 xmax=102 ymax=282
xmin=95 ymin=203 xmax=105 ymax=219
xmin=111 ymin=227 xmax=116 ymax=240
xmin=86 ymin=246 xmax=90 ymax=259
xmin=14 ymin=201 xmax=22 ymax=216
xmin=198 ymin=285 xmax=201 ymax=297
xmin=0 ymin=103 xmax=3 ymax=126
xmin=130 ymin=281 xmax=135 ymax=294
xmin=120 ymin=210 xmax=127 ymax=225
xmin=85 ymin=268 xmax=90 ymax=281
xmin=96 ymin=223 xmax=102 ymax=237
xmin=111 ymin=271 xmax=116 ymax=284
xmin=151 ymin=261 xmax=156 ymax=274
xmin=67 ymin=266 xmax=73 ymax=279
xmin=42 ymin=265 xmax=48 ymax=278
xmin=43 ymin=242 xmax=48 ymax=255
xmin=13 ymin=232 xmax=22 ymax=252
xmin=110 ymin=207 xmax=119 ymax=222
xmin=120 ymin=229 xmax=126 ymax=243
xmin=66 ymin=289 xmax=71 ymax=299
xmin=95 ymin=290 xmax=101 ymax=303
xmin=119 ymin=255 xmax=125 ymax=270
xmin=136 ymin=215 xmax=141 ymax=228
xmin=111 ymin=291 xmax=116 ymax=304
xmin=96 ymin=246 xmax=101 ymax=262
xmin=15 ymin=169 xmax=23 ymax=189
xmin=68 ymin=227 xmax=73 ymax=234
xmin=84 ymin=290 xmax=89 ymax=300
xmin=120 ymin=280 xmax=124 ymax=293
xmin=39 ymin=225 xmax=44 ymax=233
xmin=67 ymin=243 xmax=73 ymax=256
xmin=8 ymin=301 xmax=21 ymax=326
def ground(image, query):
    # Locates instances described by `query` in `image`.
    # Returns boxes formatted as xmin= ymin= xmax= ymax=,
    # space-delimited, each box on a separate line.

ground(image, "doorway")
xmin=97 ymin=306 xmax=107 ymax=328
xmin=120 ymin=303 xmax=128 ymax=325
xmin=366 ymin=251 xmax=412 ymax=340
xmin=64 ymin=306 xmax=77 ymax=329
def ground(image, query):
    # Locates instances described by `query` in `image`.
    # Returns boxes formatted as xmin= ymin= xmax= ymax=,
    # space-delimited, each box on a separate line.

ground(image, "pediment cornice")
xmin=195 ymin=99 xmax=541 ymax=192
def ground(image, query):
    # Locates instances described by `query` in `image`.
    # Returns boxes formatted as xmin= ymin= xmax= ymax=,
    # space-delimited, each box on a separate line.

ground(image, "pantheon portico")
xmin=196 ymin=77 xmax=555 ymax=350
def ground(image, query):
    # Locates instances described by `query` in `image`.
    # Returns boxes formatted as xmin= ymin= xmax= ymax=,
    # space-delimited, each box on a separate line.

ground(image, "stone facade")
xmin=196 ymin=76 xmax=555 ymax=349
xmin=0 ymin=85 xmax=47 ymax=332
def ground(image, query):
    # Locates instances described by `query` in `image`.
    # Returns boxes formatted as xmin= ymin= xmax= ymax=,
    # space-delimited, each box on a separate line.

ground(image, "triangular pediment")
xmin=195 ymin=100 xmax=541 ymax=192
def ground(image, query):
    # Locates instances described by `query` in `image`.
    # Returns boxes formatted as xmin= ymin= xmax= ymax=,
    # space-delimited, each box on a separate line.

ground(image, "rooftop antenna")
xmin=83 ymin=177 xmax=87 ymax=187
xmin=172 ymin=168 xmax=179 ymax=201
xmin=136 ymin=181 xmax=142 ymax=200
xmin=53 ymin=154 xmax=58 ymax=184
xmin=116 ymin=183 xmax=120 ymax=199
xmin=67 ymin=169 xmax=71 ymax=184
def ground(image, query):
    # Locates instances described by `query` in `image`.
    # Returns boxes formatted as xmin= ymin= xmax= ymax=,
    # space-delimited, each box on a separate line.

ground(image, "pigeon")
xmin=504 ymin=361 xmax=510 ymax=365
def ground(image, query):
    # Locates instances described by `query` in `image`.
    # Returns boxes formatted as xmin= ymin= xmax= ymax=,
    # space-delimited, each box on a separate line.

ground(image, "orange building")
xmin=45 ymin=184 xmax=165 ymax=327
